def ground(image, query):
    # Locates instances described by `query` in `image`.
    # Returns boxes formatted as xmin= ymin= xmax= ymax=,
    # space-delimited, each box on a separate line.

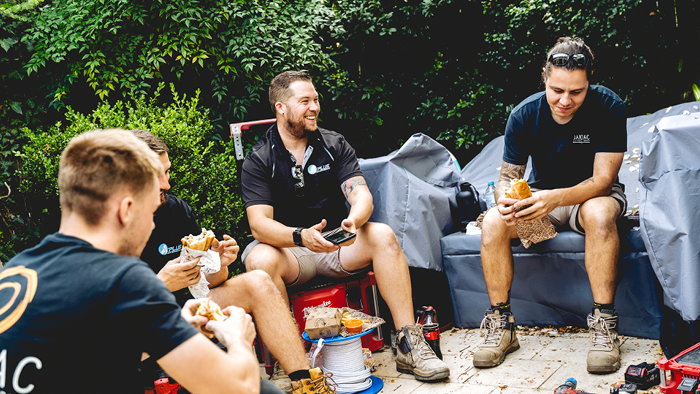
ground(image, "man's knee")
xmin=579 ymin=200 xmax=619 ymax=235
xmin=244 ymin=244 xmax=282 ymax=272
xmin=239 ymin=269 xmax=278 ymax=296
xmin=481 ymin=209 xmax=513 ymax=245
xmin=365 ymin=222 xmax=401 ymax=252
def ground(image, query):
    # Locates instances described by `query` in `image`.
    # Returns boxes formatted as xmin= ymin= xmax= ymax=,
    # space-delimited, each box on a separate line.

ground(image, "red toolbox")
xmin=289 ymin=271 xmax=384 ymax=351
xmin=659 ymin=341 xmax=700 ymax=393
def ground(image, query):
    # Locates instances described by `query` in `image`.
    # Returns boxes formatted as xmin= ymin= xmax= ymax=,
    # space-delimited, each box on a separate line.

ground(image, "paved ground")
xmin=367 ymin=327 xmax=662 ymax=393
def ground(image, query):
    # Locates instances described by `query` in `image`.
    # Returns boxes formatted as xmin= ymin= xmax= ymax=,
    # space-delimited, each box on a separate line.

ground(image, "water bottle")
xmin=455 ymin=179 xmax=477 ymax=230
xmin=418 ymin=306 xmax=443 ymax=359
xmin=485 ymin=181 xmax=496 ymax=209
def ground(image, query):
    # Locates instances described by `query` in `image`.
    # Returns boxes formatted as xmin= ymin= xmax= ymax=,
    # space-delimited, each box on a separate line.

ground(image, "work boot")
xmin=290 ymin=367 xmax=336 ymax=394
xmin=270 ymin=362 xmax=292 ymax=393
xmin=395 ymin=324 xmax=450 ymax=382
xmin=473 ymin=309 xmax=520 ymax=368
xmin=587 ymin=308 xmax=621 ymax=373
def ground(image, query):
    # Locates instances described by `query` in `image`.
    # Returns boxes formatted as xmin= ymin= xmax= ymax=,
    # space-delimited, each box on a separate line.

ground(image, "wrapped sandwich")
xmin=181 ymin=228 xmax=216 ymax=251
xmin=506 ymin=179 xmax=557 ymax=248
xmin=195 ymin=298 xmax=227 ymax=338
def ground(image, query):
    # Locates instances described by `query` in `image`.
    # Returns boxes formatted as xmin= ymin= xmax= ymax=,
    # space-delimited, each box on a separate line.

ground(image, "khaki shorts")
xmin=241 ymin=240 xmax=357 ymax=287
xmin=534 ymin=183 xmax=627 ymax=235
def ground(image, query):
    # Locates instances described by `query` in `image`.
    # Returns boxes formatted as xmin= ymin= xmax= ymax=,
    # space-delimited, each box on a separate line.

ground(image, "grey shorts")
xmin=535 ymin=183 xmax=627 ymax=235
xmin=240 ymin=240 xmax=356 ymax=287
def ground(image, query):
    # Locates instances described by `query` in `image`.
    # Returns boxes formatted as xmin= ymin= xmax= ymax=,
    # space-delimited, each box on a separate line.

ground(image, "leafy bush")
xmin=12 ymin=84 xmax=245 ymax=262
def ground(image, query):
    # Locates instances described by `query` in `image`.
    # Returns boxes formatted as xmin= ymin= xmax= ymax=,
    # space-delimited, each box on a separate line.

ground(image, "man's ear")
xmin=117 ymin=196 xmax=135 ymax=227
xmin=275 ymin=101 xmax=286 ymax=116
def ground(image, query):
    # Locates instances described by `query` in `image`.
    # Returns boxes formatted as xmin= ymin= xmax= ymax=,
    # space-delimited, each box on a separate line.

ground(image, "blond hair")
xmin=58 ymin=129 xmax=164 ymax=225
xmin=129 ymin=129 xmax=169 ymax=154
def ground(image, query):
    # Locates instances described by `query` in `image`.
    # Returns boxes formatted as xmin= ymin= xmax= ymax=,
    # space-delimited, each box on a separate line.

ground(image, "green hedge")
xmin=8 ymin=84 xmax=244 ymax=263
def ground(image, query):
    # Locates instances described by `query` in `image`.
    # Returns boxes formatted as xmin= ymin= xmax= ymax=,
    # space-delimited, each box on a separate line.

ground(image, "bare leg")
xmin=339 ymin=222 xmax=414 ymax=329
xmin=244 ymin=243 xmax=300 ymax=306
xmin=208 ymin=270 xmax=308 ymax=373
xmin=480 ymin=208 xmax=519 ymax=305
xmin=578 ymin=197 xmax=621 ymax=304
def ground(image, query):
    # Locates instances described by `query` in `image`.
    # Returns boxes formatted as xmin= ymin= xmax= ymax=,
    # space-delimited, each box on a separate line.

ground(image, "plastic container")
xmin=485 ymin=181 xmax=496 ymax=209
xmin=345 ymin=319 xmax=363 ymax=334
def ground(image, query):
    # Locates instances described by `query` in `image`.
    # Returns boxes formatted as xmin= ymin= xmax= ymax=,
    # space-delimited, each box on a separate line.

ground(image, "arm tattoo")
xmin=342 ymin=178 xmax=366 ymax=199
xmin=496 ymin=162 xmax=526 ymax=199
xmin=579 ymin=177 xmax=595 ymax=186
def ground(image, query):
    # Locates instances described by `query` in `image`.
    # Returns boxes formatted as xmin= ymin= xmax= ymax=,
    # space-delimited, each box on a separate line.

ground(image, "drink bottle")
xmin=418 ymin=306 xmax=443 ymax=359
xmin=485 ymin=181 xmax=496 ymax=209
xmin=554 ymin=378 xmax=593 ymax=394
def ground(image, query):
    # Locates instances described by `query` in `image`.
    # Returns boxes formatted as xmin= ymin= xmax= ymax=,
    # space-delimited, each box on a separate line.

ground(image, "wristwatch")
xmin=293 ymin=227 xmax=304 ymax=247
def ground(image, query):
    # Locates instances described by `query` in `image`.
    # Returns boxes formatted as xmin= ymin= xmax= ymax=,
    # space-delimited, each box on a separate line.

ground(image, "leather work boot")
xmin=270 ymin=361 xmax=292 ymax=393
xmin=473 ymin=309 xmax=520 ymax=368
xmin=395 ymin=324 xmax=450 ymax=382
xmin=290 ymin=367 xmax=336 ymax=394
xmin=587 ymin=308 xmax=621 ymax=373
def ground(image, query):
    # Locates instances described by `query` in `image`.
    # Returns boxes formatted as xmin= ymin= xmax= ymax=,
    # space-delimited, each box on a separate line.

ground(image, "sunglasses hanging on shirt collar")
xmin=548 ymin=53 xmax=589 ymax=68
xmin=292 ymin=165 xmax=304 ymax=197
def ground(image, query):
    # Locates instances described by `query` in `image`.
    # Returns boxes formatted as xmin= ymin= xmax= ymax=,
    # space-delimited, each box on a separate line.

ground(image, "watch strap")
xmin=293 ymin=227 xmax=304 ymax=247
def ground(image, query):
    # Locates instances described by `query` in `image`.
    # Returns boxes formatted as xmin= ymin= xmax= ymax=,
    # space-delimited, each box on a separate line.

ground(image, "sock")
xmin=593 ymin=302 xmax=615 ymax=314
xmin=490 ymin=301 xmax=511 ymax=314
xmin=288 ymin=369 xmax=311 ymax=382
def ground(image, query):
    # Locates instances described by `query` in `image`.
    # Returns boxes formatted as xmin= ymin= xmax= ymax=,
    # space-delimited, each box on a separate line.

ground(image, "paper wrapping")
xmin=303 ymin=306 xmax=385 ymax=338
xmin=180 ymin=246 xmax=221 ymax=299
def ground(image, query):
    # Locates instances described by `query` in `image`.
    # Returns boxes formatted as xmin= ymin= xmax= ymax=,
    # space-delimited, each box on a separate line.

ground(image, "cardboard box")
xmin=305 ymin=307 xmax=342 ymax=339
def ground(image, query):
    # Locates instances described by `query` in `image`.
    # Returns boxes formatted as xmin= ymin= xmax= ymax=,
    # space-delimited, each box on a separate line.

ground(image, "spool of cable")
xmin=321 ymin=337 xmax=372 ymax=394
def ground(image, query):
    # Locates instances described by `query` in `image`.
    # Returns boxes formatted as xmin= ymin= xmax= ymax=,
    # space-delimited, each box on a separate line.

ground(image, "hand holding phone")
xmin=323 ymin=227 xmax=356 ymax=245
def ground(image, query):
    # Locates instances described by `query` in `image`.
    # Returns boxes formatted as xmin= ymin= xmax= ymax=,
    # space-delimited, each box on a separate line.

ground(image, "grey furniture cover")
xmin=441 ymin=228 xmax=663 ymax=339
xmin=358 ymin=133 xmax=461 ymax=271
xmin=639 ymin=110 xmax=700 ymax=321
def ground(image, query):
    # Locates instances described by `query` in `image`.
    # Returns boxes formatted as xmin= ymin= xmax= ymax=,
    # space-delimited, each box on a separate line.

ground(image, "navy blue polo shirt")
xmin=241 ymin=124 xmax=363 ymax=230
xmin=503 ymin=85 xmax=627 ymax=190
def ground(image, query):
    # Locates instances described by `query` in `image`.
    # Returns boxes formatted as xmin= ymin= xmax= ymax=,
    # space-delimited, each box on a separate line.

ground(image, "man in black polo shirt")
xmin=241 ymin=71 xmax=450 ymax=382
xmin=0 ymin=129 xmax=262 ymax=393
xmin=132 ymin=129 xmax=331 ymax=393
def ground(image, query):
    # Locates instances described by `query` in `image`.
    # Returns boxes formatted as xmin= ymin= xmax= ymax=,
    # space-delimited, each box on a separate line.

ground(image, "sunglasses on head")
xmin=548 ymin=53 xmax=588 ymax=68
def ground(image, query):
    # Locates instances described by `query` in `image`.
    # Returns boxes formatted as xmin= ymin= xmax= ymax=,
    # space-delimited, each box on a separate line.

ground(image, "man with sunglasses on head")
xmin=240 ymin=71 xmax=450 ymax=385
xmin=473 ymin=37 xmax=627 ymax=374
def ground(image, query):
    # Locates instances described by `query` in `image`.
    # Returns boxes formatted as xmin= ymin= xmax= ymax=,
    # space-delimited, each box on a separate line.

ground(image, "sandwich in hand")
xmin=181 ymin=228 xmax=216 ymax=251
xmin=505 ymin=179 xmax=533 ymax=200
xmin=195 ymin=298 xmax=227 ymax=337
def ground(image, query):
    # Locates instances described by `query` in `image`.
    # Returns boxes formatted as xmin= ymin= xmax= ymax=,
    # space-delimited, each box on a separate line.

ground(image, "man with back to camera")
xmin=473 ymin=37 xmax=628 ymax=373
xmin=240 ymin=70 xmax=450 ymax=382
xmin=133 ymin=129 xmax=334 ymax=394
xmin=0 ymin=128 xmax=275 ymax=393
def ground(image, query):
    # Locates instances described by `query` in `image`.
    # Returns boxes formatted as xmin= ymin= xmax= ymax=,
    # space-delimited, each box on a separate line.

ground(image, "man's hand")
xmin=338 ymin=218 xmax=358 ymax=247
xmin=496 ymin=195 xmax=519 ymax=226
xmin=207 ymin=306 xmax=256 ymax=349
xmin=181 ymin=299 xmax=210 ymax=332
xmin=211 ymin=234 xmax=239 ymax=268
xmin=300 ymin=219 xmax=340 ymax=253
xmin=512 ymin=190 xmax=560 ymax=222
xmin=157 ymin=256 xmax=201 ymax=292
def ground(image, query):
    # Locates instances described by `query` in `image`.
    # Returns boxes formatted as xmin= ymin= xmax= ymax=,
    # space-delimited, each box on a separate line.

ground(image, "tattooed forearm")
xmin=342 ymin=178 xmax=366 ymax=198
xmin=496 ymin=162 xmax=526 ymax=199
xmin=579 ymin=177 xmax=595 ymax=186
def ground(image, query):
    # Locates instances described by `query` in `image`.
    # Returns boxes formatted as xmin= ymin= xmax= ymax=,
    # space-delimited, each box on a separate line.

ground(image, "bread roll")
xmin=181 ymin=228 xmax=216 ymax=251
xmin=505 ymin=179 xmax=532 ymax=199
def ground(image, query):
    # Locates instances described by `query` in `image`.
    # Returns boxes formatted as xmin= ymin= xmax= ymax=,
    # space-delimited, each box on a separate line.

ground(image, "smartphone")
xmin=323 ymin=228 xmax=356 ymax=245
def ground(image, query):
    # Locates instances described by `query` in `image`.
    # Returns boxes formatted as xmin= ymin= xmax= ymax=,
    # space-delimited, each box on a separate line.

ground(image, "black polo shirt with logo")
xmin=503 ymin=85 xmax=627 ymax=190
xmin=241 ymin=124 xmax=363 ymax=230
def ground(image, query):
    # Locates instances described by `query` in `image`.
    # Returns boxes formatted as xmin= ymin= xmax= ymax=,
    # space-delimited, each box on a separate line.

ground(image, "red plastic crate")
xmin=289 ymin=271 xmax=384 ymax=351
xmin=659 ymin=341 xmax=700 ymax=393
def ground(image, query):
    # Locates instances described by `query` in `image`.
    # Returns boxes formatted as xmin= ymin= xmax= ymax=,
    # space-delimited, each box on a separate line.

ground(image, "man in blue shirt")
xmin=474 ymin=37 xmax=628 ymax=374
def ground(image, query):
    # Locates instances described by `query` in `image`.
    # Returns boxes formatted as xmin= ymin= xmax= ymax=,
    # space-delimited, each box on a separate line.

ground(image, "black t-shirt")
xmin=141 ymin=194 xmax=201 ymax=305
xmin=503 ymin=85 xmax=627 ymax=190
xmin=241 ymin=124 xmax=363 ymax=230
xmin=0 ymin=233 xmax=198 ymax=393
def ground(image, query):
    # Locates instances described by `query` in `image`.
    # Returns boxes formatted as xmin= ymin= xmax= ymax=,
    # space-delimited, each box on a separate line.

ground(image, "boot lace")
xmin=480 ymin=313 xmax=507 ymax=346
xmin=588 ymin=314 xmax=616 ymax=349
xmin=309 ymin=371 xmax=337 ymax=394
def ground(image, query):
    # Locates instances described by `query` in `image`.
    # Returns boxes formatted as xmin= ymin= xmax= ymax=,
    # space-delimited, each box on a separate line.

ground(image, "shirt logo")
xmin=573 ymin=134 xmax=591 ymax=144
xmin=308 ymin=163 xmax=330 ymax=175
xmin=0 ymin=266 xmax=38 ymax=335
xmin=158 ymin=243 xmax=182 ymax=256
